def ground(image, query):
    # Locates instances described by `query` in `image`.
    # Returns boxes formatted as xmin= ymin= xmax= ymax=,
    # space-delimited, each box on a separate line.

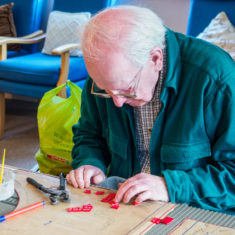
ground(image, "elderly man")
xmin=66 ymin=6 xmax=235 ymax=214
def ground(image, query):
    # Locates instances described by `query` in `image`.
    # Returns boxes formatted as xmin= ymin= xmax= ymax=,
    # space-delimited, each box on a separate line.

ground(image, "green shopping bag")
xmin=35 ymin=81 xmax=82 ymax=175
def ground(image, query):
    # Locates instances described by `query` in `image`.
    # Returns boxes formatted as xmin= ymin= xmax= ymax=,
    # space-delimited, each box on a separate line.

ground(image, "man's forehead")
xmin=86 ymin=51 xmax=136 ymax=89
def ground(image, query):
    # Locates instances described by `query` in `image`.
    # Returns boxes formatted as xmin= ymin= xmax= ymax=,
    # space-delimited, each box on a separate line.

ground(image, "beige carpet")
xmin=0 ymin=99 xmax=39 ymax=171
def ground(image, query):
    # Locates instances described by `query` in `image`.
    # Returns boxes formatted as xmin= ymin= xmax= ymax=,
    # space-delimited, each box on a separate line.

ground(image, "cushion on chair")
xmin=0 ymin=3 xmax=20 ymax=51
xmin=7 ymin=49 xmax=28 ymax=58
xmin=0 ymin=52 xmax=88 ymax=86
xmin=0 ymin=78 xmax=86 ymax=98
xmin=197 ymin=12 xmax=235 ymax=60
xmin=42 ymin=11 xmax=91 ymax=57
xmin=0 ymin=79 xmax=53 ymax=98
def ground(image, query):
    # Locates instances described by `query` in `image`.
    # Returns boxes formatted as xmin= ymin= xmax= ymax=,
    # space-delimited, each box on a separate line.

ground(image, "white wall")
xmin=115 ymin=0 xmax=191 ymax=34
xmin=41 ymin=0 xmax=191 ymax=34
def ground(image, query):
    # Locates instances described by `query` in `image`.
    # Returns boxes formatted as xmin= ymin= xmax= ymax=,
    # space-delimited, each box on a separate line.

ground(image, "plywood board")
xmin=1 ymin=166 xmax=170 ymax=235
xmin=2 ymin=166 xmax=234 ymax=235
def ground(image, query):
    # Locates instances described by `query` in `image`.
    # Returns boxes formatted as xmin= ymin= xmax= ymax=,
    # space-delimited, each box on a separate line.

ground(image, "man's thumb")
xmin=92 ymin=173 xmax=105 ymax=185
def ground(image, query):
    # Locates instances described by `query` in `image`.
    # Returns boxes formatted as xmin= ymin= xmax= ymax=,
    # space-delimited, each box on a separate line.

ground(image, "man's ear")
xmin=150 ymin=47 xmax=163 ymax=72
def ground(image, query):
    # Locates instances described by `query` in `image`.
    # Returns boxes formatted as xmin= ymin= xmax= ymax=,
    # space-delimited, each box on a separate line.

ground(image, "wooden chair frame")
xmin=0 ymin=31 xmax=81 ymax=138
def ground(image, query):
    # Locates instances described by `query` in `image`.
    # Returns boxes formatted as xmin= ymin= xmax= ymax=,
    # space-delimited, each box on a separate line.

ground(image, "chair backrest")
xmin=1 ymin=0 xmax=46 ymax=53
xmin=187 ymin=0 xmax=235 ymax=36
xmin=52 ymin=0 xmax=117 ymax=14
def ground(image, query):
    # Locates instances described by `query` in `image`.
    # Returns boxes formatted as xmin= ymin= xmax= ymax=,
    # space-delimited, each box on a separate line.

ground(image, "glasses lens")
xmin=91 ymin=80 xmax=137 ymax=99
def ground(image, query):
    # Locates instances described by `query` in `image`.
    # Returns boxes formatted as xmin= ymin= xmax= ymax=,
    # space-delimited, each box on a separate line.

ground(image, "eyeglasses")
xmin=91 ymin=67 xmax=143 ymax=99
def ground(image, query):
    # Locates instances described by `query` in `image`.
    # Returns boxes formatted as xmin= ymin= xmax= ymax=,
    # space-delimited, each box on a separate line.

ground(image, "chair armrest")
xmin=0 ymin=30 xmax=44 ymax=41
xmin=21 ymin=30 xmax=44 ymax=39
xmin=0 ymin=33 xmax=46 ymax=61
xmin=51 ymin=43 xmax=82 ymax=98
xmin=0 ymin=33 xmax=46 ymax=45
xmin=51 ymin=43 xmax=81 ymax=55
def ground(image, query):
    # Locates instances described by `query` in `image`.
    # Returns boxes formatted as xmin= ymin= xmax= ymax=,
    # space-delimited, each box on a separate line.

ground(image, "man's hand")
xmin=66 ymin=165 xmax=105 ymax=188
xmin=114 ymin=173 xmax=169 ymax=203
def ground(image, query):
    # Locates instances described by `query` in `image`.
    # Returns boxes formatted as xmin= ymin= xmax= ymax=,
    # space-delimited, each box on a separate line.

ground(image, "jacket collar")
xmin=161 ymin=28 xmax=182 ymax=98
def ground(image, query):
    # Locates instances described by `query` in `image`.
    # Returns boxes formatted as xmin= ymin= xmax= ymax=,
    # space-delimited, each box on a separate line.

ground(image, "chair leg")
xmin=0 ymin=92 xmax=5 ymax=139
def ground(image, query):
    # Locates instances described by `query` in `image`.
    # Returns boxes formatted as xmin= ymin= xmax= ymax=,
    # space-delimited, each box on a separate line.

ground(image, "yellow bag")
xmin=35 ymin=81 xmax=82 ymax=175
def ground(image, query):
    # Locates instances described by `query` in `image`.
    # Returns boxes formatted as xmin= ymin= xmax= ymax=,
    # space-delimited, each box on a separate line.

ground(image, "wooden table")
xmin=1 ymin=165 xmax=235 ymax=235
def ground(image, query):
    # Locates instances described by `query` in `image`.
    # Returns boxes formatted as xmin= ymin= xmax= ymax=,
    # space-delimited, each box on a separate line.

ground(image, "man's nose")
xmin=112 ymin=96 xmax=126 ymax=107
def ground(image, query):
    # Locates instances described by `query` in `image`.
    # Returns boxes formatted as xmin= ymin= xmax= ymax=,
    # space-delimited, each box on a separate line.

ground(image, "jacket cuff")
xmin=162 ymin=169 xmax=192 ymax=204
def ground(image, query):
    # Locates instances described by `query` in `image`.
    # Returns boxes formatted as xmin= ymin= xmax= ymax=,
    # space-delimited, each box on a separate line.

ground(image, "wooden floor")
xmin=0 ymin=99 xmax=39 ymax=171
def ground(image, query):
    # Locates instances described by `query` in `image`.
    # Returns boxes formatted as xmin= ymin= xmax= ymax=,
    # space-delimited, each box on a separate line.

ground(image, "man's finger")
xmin=83 ymin=167 xmax=95 ymax=188
xmin=74 ymin=167 xmax=85 ymax=188
xmin=66 ymin=173 xmax=71 ymax=185
xmin=122 ymin=184 xmax=148 ymax=203
xmin=68 ymin=170 xmax=79 ymax=188
xmin=115 ymin=179 xmax=137 ymax=202
xmin=135 ymin=190 xmax=151 ymax=203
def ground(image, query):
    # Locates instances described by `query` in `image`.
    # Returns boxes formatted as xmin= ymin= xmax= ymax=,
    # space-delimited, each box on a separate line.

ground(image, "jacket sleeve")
xmin=71 ymin=77 xmax=110 ymax=174
xmin=163 ymin=77 xmax=235 ymax=215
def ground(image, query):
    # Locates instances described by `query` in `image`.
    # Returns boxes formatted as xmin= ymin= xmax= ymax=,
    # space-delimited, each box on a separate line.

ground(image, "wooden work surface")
xmin=0 ymin=165 xmax=174 ymax=235
xmin=1 ymin=165 xmax=235 ymax=235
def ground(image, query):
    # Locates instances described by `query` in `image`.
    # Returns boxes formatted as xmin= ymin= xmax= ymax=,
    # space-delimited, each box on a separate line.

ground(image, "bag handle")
xmin=67 ymin=80 xmax=82 ymax=107
xmin=41 ymin=83 xmax=67 ymax=101
xmin=41 ymin=81 xmax=82 ymax=106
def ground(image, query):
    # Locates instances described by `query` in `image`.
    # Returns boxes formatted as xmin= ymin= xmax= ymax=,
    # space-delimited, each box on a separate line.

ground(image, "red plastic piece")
xmin=67 ymin=204 xmax=93 ymax=213
xmin=95 ymin=191 xmax=105 ymax=195
xmin=132 ymin=202 xmax=141 ymax=206
xmin=110 ymin=201 xmax=119 ymax=209
xmin=84 ymin=189 xmax=91 ymax=194
xmin=67 ymin=208 xmax=73 ymax=212
xmin=108 ymin=201 xmax=115 ymax=205
xmin=67 ymin=207 xmax=83 ymax=212
xmin=82 ymin=203 xmax=93 ymax=212
xmin=101 ymin=193 xmax=116 ymax=203
xmin=151 ymin=217 xmax=161 ymax=224
xmin=73 ymin=207 xmax=82 ymax=212
xmin=161 ymin=217 xmax=174 ymax=225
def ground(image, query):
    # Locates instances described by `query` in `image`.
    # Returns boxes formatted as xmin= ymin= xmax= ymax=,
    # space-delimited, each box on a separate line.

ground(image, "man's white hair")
xmin=82 ymin=5 xmax=166 ymax=67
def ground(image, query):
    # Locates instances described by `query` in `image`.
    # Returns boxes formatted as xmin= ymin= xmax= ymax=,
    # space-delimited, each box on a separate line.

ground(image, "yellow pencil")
xmin=0 ymin=148 xmax=6 ymax=184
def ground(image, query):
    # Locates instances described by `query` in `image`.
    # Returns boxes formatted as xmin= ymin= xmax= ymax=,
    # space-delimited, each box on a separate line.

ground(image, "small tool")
xmin=26 ymin=173 xmax=69 ymax=205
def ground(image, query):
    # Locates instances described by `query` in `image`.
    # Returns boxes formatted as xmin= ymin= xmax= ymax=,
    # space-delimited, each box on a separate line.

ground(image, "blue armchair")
xmin=187 ymin=0 xmax=235 ymax=36
xmin=0 ymin=0 xmax=117 ymax=139
xmin=1 ymin=0 xmax=46 ymax=58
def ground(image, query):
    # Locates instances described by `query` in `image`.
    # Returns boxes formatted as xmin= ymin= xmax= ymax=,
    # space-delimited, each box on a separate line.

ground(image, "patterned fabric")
xmin=197 ymin=12 xmax=235 ymax=60
xmin=42 ymin=11 xmax=91 ymax=57
xmin=134 ymin=44 xmax=167 ymax=174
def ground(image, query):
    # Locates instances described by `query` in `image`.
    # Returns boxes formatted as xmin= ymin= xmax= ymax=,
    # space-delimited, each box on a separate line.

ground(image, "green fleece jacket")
xmin=72 ymin=29 xmax=235 ymax=215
